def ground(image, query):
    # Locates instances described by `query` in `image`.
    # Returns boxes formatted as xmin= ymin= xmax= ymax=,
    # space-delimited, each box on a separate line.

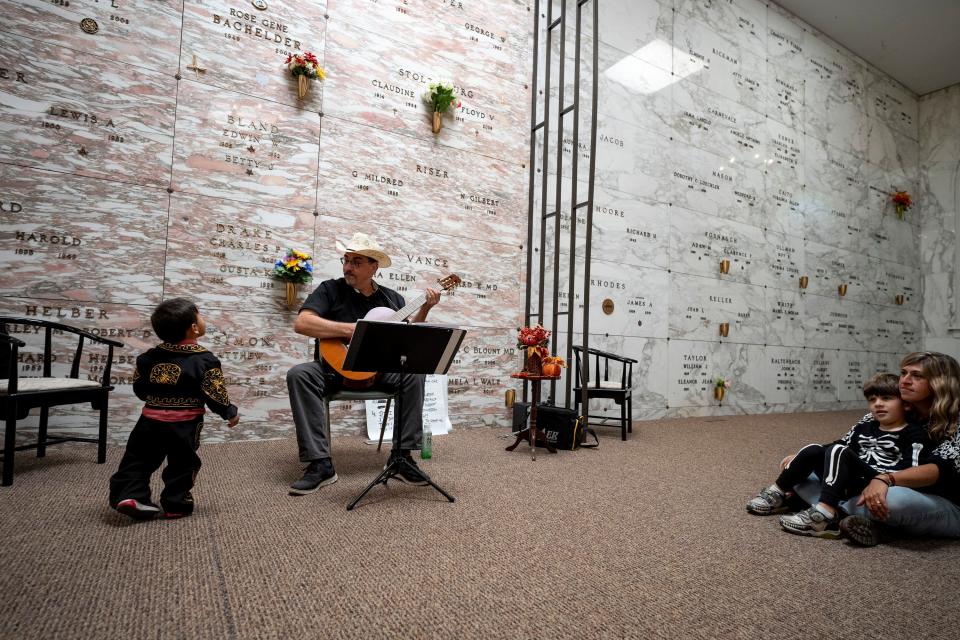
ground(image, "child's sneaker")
xmin=746 ymin=487 xmax=789 ymax=515
xmin=114 ymin=498 xmax=161 ymax=521
xmin=779 ymin=506 xmax=841 ymax=538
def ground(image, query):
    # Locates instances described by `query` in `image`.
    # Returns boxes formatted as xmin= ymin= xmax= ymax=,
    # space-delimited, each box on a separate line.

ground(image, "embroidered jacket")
xmin=132 ymin=343 xmax=238 ymax=420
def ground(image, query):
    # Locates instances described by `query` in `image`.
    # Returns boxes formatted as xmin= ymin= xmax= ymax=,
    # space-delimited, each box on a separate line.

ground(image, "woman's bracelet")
xmin=874 ymin=473 xmax=895 ymax=487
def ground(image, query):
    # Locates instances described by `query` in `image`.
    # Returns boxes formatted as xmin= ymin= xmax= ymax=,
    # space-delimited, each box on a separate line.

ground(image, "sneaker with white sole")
xmin=839 ymin=515 xmax=882 ymax=546
xmin=114 ymin=498 xmax=161 ymax=521
xmin=746 ymin=487 xmax=789 ymax=515
xmin=289 ymin=459 xmax=338 ymax=495
xmin=779 ymin=506 xmax=841 ymax=538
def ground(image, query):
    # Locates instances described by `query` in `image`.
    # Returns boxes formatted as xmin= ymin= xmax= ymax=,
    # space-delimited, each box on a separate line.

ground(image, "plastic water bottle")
xmin=421 ymin=425 xmax=433 ymax=459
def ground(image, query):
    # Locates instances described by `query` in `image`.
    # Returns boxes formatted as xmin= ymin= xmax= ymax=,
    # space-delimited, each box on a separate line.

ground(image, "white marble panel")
xmin=669 ymin=145 xmax=764 ymax=225
xmin=761 ymin=175 xmax=804 ymax=237
xmin=596 ymin=0 xmax=673 ymax=63
xmin=446 ymin=325 xmax=524 ymax=419
xmin=672 ymin=14 xmax=766 ymax=113
xmin=865 ymin=68 xmax=918 ymax=141
xmin=676 ymin=0 xmax=767 ymax=61
xmin=711 ymin=342 xmax=766 ymax=409
xmin=668 ymin=273 xmax=766 ymax=345
xmin=761 ymin=345 xmax=806 ymax=405
xmin=757 ymin=228 xmax=805 ymax=290
xmin=669 ymin=81 xmax=766 ymax=170
xmin=863 ymin=165 xmax=919 ymax=222
xmin=837 ymin=350 xmax=880 ymax=402
xmin=170 ymin=80 xmax=321 ymax=209
xmin=555 ymin=259 xmax=670 ymax=339
xmin=764 ymin=119 xmax=803 ymax=186
xmin=765 ymin=4 xmax=808 ymax=75
xmin=537 ymin=182 xmax=670 ymax=270
xmin=322 ymin=19 xmax=528 ymax=163
xmin=589 ymin=41 xmax=675 ymax=139
xmin=593 ymin=115 xmax=673 ymax=201
xmin=803 ymin=135 xmax=868 ymax=199
xmin=866 ymin=117 xmax=919 ymax=177
xmin=0 ymin=34 xmax=176 ymax=186
xmin=6 ymin=0 xmax=183 ymax=73
xmin=317 ymin=116 xmax=526 ymax=247
xmin=803 ymin=294 xmax=872 ymax=351
xmin=872 ymin=259 xmax=920 ymax=309
xmin=919 ymin=85 xmax=960 ymax=165
xmin=0 ymin=165 xmax=167 ymax=306
xmin=311 ymin=215 xmax=523 ymax=331
xmin=803 ymin=240 xmax=866 ymax=301
xmin=764 ymin=288 xmax=805 ymax=347
xmin=163 ymin=191 xmax=314 ymax=311
xmin=803 ymin=42 xmax=868 ymax=156
xmin=922 ymin=161 xmax=960 ymax=220
xmin=329 ymin=0 xmax=531 ymax=87
xmin=805 ymin=347 xmax=839 ymax=405
xmin=923 ymin=273 xmax=954 ymax=339
xmin=803 ymin=188 xmax=866 ymax=255
xmin=764 ymin=60 xmax=805 ymax=130
xmin=181 ymin=0 xmax=328 ymax=109
xmin=667 ymin=339 xmax=716 ymax=407
xmin=668 ymin=206 xmax=763 ymax=285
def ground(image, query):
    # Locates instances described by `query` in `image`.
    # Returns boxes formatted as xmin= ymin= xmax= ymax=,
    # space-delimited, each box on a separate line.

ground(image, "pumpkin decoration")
xmin=541 ymin=356 xmax=566 ymax=378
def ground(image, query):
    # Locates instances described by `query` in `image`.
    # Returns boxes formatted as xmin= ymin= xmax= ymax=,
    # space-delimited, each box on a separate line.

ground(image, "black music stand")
xmin=343 ymin=320 xmax=466 ymax=511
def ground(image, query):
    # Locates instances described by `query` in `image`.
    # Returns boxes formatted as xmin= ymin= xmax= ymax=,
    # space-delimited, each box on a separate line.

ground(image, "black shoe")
xmin=114 ymin=498 xmax=161 ymax=521
xmin=289 ymin=459 xmax=338 ymax=495
xmin=385 ymin=451 xmax=430 ymax=486
xmin=839 ymin=515 xmax=882 ymax=546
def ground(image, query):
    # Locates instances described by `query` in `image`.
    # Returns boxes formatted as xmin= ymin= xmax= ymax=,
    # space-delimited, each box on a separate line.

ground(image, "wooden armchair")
xmin=0 ymin=317 xmax=124 ymax=486
xmin=572 ymin=345 xmax=637 ymax=441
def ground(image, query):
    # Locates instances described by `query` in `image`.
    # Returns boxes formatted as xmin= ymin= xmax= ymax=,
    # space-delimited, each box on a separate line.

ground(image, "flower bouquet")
xmin=273 ymin=248 xmax=313 ymax=307
xmin=285 ymin=52 xmax=325 ymax=100
xmin=423 ymin=82 xmax=461 ymax=133
xmin=516 ymin=324 xmax=550 ymax=376
xmin=891 ymin=190 xmax=912 ymax=220
xmin=714 ymin=377 xmax=731 ymax=401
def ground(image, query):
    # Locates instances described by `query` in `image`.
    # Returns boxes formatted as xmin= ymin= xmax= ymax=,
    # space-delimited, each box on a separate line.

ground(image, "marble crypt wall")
xmin=531 ymin=0 xmax=924 ymax=419
xmin=0 ymin=0 xmax=933 ymax=445
xmin=0 ymin=0 xmax=533 ymax=444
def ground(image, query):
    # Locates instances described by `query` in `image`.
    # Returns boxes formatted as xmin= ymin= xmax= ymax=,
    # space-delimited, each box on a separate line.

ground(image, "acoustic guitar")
xmin=318 ymin=274 xmax=462 ymax=385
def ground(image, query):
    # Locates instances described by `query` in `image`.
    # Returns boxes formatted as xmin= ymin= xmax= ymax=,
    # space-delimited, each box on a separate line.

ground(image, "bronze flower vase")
xmin=432 ymin=111 xmax=442 ymax=134
xmin=525 ymin=347 xmax=543 ymax=376
xmin=895 ymin=204 xmax=906 ymax=220
xmin=284 ymin=282 xmax=297 ymax=308
xmin=714 ymin=386 xmax=725 ymax=402
xmin=297 ymin=75 xmax=309 ymax=100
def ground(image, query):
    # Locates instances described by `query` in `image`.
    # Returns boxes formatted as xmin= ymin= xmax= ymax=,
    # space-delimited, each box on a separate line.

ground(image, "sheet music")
xmin=365 ymin=374 xmax=452 ymax=442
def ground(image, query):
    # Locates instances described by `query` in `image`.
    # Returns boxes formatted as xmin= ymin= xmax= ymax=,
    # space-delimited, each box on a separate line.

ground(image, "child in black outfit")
xmin=109 ymin=298 xmax=239 ymax=520
xmin=746 ymin=372 xmax=933 ymax=538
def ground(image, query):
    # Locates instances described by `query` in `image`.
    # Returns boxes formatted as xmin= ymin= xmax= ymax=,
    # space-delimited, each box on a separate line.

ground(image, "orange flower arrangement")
xmin=892 ymin=190 xmax=912 ymax=220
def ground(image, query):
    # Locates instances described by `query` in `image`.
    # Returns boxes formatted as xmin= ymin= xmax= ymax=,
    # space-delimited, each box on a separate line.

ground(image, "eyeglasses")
xmin=340 ymin=256 xmax=374 ymax=267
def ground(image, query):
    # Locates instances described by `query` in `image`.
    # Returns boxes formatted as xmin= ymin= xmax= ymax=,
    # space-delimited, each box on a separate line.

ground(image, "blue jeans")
xmin=794 ymin=474 xmax=960 ymax=538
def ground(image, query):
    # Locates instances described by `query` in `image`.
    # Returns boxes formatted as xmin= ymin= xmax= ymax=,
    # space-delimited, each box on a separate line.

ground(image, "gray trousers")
xmin=286 ymin=361 xmax=424 ymax=462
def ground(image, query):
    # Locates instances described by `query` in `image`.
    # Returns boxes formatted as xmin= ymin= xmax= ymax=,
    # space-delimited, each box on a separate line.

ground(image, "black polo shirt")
xmin=300 ymin=277 xmax=405 ymax=323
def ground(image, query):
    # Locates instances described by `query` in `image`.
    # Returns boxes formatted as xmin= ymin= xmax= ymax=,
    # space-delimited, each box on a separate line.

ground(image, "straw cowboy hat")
xmin=335 ymin=232 xmax=392 ymax=268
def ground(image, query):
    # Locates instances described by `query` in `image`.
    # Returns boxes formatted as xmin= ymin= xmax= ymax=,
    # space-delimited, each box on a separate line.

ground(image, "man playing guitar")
xmin=286 ymin=232 xmax=440 ymax=495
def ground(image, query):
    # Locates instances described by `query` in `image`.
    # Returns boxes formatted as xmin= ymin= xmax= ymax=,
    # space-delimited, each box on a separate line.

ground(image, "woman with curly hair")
xmin=838 ymin=351 xmax=960 ymax=545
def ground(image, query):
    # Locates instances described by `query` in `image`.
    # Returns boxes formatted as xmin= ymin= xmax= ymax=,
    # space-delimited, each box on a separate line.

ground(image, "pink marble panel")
xmin=164 ymin=191 xmax=315 ymax=311
xmin=327 ymin=0 xmax=532 ymax=86
xmin=322 ymin=20 xmax=529 ymax=163
xmin=0 ymin=299 xmax=157 ymax=443
xmin=312 ymin=215 xmax=524 ymax=330
xmin=171 ymin=80 xmax=321 ymax=208
xmin=181 ymin=0 xmax=328 ymax=109
xmin=316 ymin=116 xmax=526 ymax=247
xmin=445 ymin=325 xmax=521 ymax=418
xmin=0 ymin=165 xmax=167 ymax=305
xmin=6 ymin=0 xmax=183 ymax=72
xmin=0 ymin=34 xmax=176 ymax=186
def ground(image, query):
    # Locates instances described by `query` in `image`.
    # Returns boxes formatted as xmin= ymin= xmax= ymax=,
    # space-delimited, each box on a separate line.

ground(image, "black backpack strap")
xmin=579 ymin=426 xmax=599 ymax=448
